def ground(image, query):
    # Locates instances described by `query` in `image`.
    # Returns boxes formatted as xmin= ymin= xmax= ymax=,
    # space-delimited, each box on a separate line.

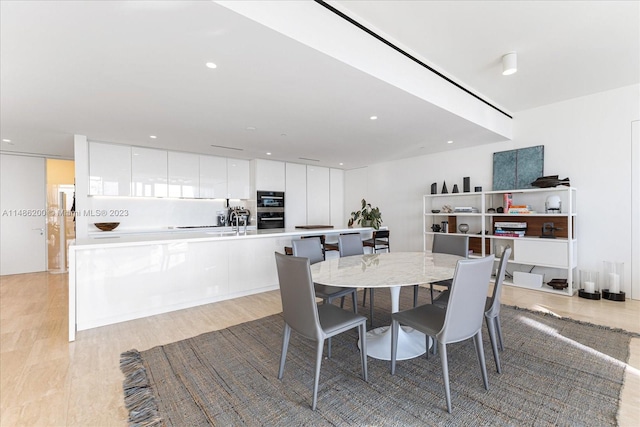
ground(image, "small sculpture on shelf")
xmin=458 ymin=223 xmax=469 ymax=233
xmin=441 ymin=205 xmax=453 ymax=213
xmin=441 ymin=181 xmax=448 ymax=194
xmin=452 ymin=184 xmax=459 ymax=193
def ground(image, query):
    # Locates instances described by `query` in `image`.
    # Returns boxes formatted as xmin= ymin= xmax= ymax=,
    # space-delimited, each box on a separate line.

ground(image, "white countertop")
xmin=72 ymin=226 xmax=373 ymax=249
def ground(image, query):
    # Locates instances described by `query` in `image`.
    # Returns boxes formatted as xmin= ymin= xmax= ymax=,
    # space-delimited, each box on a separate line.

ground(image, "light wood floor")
xmin=1 ymin=272 xmax=638 ymax=426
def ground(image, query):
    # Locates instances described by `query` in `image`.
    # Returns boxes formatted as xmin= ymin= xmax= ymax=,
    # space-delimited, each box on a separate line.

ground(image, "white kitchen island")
xmin=68 ymin=226 xmax=371 ymax=341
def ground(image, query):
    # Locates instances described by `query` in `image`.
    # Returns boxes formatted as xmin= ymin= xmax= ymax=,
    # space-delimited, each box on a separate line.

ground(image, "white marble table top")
xmin=310 ymin=252 xmax=460 ymax=288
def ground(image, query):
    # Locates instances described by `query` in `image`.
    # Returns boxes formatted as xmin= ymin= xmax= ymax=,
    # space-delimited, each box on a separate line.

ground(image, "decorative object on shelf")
xmin=548 ymin=278 xmax=569 ymax=290
xmin=475 ymin=186 xmax=482 ymax=192
xmin=531 ymin=175 xmax=571 ymax=188
xmin=441 ymin=181 xmax=448 ymax=194
xmin=458 ymin=223 xmax=469 ymax=233
xmin=487 ymin=208 xmax=496 ymax=213
xmin=441 ymin=205 xmax=453 ymax=213
xmin=430 ymin=182 xmax=437 ymax=194
xmin=431 ymin=209 xmax=440 ymax=213
xmin=578 ymin=270 xmax=600 ymax=299
xmin=540 ymin=222 xmax=561 ymax=239
xmin=463 ymin=177 xmax=470 ymax=193
xmin=431 ymin=224 xmax=441 ymax=232
xmin=493 ymin=145 xmax=544 ymax=191
xmin=452 ymin=184 xmax=459 ymax=193
xmin=348 ymin=199 xmax=382 ymax=230
xmin=440 ymin=221 xmax=449 ymax=233
xmin=94 ymin=222 xmax=120 ymax=231
xmin=496 ymin=207 xmax=504 ymax=213
xmin=545 ymin=195 xmax=562 ymax=213
xmin=602 ymin=261 xmax=625 ymax=301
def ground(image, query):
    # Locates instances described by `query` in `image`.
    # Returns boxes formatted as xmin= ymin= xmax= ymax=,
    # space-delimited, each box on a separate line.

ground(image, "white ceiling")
xmin=1 ymin=1 xmax=638 ymax=169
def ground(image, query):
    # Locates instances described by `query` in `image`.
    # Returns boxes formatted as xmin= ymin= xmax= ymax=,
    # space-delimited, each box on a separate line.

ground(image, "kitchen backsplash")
xmin=87 ymin=197 xmax=256 ymax=232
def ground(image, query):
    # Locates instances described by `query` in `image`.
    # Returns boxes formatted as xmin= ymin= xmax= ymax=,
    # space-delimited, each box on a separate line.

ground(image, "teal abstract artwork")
xmin=492 ymin=146 xmax=544 ymax=191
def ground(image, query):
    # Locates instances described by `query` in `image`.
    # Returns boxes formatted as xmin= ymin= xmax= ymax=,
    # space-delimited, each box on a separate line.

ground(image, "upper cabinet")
xmin=285 ymin=162 xmax=307 ymax=228
xmin=226 ymin=158 xmax=250 ymax=199
xmin=168 ymin=152 xmax=200 ymax=198
xmin=199 ymin=155 xmax=227 ymax=199
xmin=306 ymin=165 xmax=330 ymax=225
xmin=329 ymin=169 xmax=345 ymax=227
xmin=88 ymin=142 xmax=131 ymax=196
xmin=251 ymin=159 xmax=285 ymax=193
xmin=132 ymin=147 xmax=168 ymax=197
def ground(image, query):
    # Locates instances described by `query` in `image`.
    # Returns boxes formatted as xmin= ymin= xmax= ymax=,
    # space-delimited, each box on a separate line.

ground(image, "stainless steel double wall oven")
xmin=256 ymin=191 xmax=285 ymax=229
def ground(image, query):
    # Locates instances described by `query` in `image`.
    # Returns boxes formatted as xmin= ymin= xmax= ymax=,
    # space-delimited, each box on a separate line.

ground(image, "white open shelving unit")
xmin=423 ymin=187 xmax=577 ymax=296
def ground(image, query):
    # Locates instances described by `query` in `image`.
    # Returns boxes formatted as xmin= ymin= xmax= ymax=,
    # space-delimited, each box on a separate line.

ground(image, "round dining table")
xmin=310 ymin=251 xmax=461 ymax=360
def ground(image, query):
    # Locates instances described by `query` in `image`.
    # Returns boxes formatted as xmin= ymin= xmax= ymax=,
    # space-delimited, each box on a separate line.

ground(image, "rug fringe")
xmin=120 ymin=349 xmax=163 ymax=427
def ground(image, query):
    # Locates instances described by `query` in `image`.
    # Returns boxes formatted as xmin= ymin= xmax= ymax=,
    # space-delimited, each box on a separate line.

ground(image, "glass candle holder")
xmin=603 ymin=261 xmax=623 ymax=293
xmin=603 ymin=261 xmax=625 ymax=301
xmin=578 ymin=270 xmax=600 ymax=299
xmin=580 ymin=270 xmax=598 ymax=293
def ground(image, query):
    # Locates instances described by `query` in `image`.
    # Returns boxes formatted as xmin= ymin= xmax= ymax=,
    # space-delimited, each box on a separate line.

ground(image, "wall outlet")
xmin=513 ymin=271 xmax=543 ymax=288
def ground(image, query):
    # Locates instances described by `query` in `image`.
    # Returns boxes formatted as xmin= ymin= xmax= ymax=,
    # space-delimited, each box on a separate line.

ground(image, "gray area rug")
xmin=120 ymin=289 xmax=637 ymax=426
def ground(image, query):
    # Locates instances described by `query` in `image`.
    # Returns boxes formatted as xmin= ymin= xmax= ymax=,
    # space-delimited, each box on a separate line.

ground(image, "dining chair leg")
xmin=425 ymin=335 xmax=430 ymax=359
xmin=390 ymin=319 xmax=399 ymax=375
xmin=369 ymin=288 xmax=374 ymax=327
xmin=413 ymin=285 xmax=419 ymax=307
xmin=495 ymin=316 xmax=504 ymax=351
xmin=351 ymin=290 xmax=358 ymax=314
xmin=473 ymin=332 xmax=490 ymax=391
xmin=340 ymin=296 xmax=345 ymax=308
xmin=429 ymin=284 xmax=435 ymax=303
xmin=312 ymin=339 xmax=324 ymax=410
xmin=439 ymin=341 xmax=452 ymax=414
xmin=278 ymin=323 xmax=291 ymax=379
xmin=362 ymin=288 xmax=368 ymax=307
xmin=358 ymin=323 xmax=368 ymax=382
xmin=485 ymin=315 xmax=502 ymax=373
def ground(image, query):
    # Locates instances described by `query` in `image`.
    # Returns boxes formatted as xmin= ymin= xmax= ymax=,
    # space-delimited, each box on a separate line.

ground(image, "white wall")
xmin=346 ymin=84 xmax=640 ymax=297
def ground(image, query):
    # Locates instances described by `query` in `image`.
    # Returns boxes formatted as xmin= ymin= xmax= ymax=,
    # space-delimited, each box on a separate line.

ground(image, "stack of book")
xmin=454 ymin=207 xmax=479 ymax=213
xmin=507 ymin=204 xmax=535 ymax=214
xmin=494 ymin=221 xmax=527 ymax=237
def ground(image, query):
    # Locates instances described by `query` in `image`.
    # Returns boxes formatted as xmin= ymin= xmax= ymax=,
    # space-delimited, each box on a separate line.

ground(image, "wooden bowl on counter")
xmin=94 ymin=222 xmax=120 ymax=231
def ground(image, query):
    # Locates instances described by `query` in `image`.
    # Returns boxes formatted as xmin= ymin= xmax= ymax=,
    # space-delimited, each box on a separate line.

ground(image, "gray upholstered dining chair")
xmin=338 ymin=233 xmax=375 ymax=325
xmin=292 ymin=237 xmax=358 ymax=314
xmin=391 ymin=255 xmax=495 ymax=413
xmin=274 ymin=252 xmax=368 ymax=410
xmin=362 ymin=230 xmax=389 ymax=311
xmin=433 ymin=246 xmax=511 ymax=373
xmin=414 ymin=234 xmax=469 ymax=306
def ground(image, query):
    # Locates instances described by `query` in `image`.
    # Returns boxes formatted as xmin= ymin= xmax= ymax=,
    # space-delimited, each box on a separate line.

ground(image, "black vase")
xmin=441 ymin=181 xmax=448 ymax=194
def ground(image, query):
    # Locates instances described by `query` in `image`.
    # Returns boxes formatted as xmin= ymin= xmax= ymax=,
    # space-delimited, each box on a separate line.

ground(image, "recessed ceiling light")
xmin=246 ymin=126 xmax=256 ymax=131
xmin=447 ymin=140 xmax=454 ymax=144
xmin=339 ymin=162 xmax=344 ymax=166
xmin=149 ymin=135 xmax=157 ymax=139
xmin=206 ymin=62 xmax=217 ymax=69
xmin=370 ymin=116 xmax=378 ymax=120
xmin=2 ymin=139 xmax=11 ymax=142
xmin=266 ymin=152 xmax=272 ymax=156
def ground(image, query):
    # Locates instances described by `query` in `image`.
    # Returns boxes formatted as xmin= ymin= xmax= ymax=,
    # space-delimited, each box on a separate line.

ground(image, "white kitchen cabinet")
xmin=132 ymin=147 xmax=168 ymax=197
xmin=306 ymin=165 xmax=330 ymax=225
xmin=330 ymin=168 xmax=345 ymax=227
xmin=251 ymin=159 xmax=285 ymax=193
xmin=88 ymin=142 xmax=131 ymax=196
xmin=168 ymin=151 xmax=199 ymax=198
xmin=226 ymin=158 xmax=250 ymax=199
xmin=199 ymin=155 xmax=227 ymax=199
xmin=285 ymin=162 xmax=307 ymax=228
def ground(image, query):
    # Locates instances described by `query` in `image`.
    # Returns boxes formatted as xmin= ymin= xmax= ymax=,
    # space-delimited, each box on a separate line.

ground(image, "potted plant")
xmin=348 ymin=199 xmax=382 ymax=229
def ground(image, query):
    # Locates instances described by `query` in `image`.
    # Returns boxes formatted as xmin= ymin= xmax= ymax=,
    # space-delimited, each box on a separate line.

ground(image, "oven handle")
xmin=260 ymin=217 xmax=284 ymax=221
xmin=260 ymin=196 xmax=283 ymax=199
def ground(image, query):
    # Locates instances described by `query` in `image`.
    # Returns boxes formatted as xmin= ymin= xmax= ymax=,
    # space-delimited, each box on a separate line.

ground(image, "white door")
xmin=1 ymin=154 xmax=47 ymax=275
